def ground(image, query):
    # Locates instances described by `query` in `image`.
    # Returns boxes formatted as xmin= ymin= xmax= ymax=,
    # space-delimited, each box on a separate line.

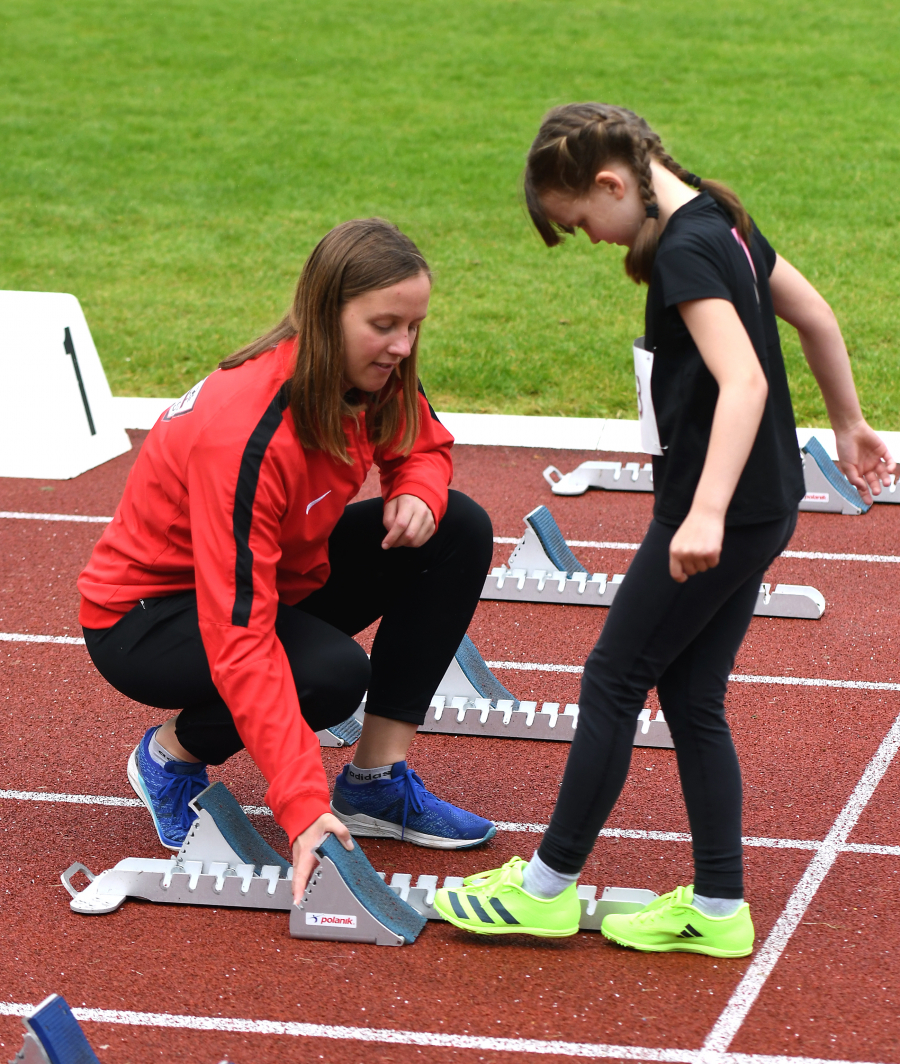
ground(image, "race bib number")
xmin=633 ymin=337 xmax=663 ymax=456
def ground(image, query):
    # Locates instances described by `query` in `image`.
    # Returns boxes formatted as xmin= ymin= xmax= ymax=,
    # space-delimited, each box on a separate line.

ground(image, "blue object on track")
xmin=324 ymin=713 xmax=363 ymax=747
xmin=455 ymin=634 xmax=519 ymax=709
xmin=802 ymin=436 xmax=870 ymax=514
xmin=317 ymin=834 xmax=427 ymax=944
xmin=18 ymin=994 xmax=99 ymax=1064
xmin=524 ymin=504 xmax=588 ymax=576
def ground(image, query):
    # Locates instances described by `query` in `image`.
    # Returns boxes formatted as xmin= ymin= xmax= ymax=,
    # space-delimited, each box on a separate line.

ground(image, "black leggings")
xmin=538 ymin=511 xmax=797 ymax=898
xmin=83 ymin=490 xmax=493 ymax=765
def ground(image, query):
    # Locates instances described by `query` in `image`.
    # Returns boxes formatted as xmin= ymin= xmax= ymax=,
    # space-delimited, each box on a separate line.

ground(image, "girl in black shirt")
xmin=435 ymin=103 xmax=895 ymax=955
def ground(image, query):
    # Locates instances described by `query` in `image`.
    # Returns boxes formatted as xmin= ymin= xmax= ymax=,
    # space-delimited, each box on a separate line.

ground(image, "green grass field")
xmin=1 ymin=0 xmax=897 ymax=426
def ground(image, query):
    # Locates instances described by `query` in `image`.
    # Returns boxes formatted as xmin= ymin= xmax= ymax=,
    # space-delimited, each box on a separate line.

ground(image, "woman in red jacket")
xmin=79 ymin=218 xmax=496 ymax=893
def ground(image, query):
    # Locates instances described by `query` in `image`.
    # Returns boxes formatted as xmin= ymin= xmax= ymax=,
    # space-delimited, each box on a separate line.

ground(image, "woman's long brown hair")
xmin=524 ymin=103 xmax=751 ymax=285
xmin=220 ymin=218 xmax=430 ymax=462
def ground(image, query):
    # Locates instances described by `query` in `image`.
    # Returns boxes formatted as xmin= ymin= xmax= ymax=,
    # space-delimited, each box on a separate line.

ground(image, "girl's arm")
xmin=769 ymin=254 xmax=895 ymax=502
xmin=669 ymin=298 xmax=769 ymax=582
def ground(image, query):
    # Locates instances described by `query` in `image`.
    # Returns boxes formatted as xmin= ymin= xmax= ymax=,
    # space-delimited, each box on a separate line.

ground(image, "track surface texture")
xmin=1 ymin=437 xmax=899 ymax=1063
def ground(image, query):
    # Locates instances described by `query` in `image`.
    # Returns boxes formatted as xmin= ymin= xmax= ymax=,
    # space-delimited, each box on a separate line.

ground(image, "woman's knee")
xmin=294 ymin=638 xmax=371 ymax=728
xmin=440 ymin=490 xmax=494 ymax=564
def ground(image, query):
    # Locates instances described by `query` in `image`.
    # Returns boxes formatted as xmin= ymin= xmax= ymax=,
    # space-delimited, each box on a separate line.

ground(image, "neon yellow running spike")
xmin=601 ymin=885 xmax=754 ymax=957
xmin=434 ymin=856 xmax=581 ymax=938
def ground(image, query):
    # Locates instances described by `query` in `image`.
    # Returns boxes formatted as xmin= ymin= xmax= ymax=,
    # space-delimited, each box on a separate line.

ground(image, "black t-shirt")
xmin=645 ymin=193 xmax=805 ymax=526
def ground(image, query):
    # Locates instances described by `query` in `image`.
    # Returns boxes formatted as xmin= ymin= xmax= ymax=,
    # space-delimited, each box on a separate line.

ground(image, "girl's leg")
xmin=537 ymin=512 xmax=796 ymax=876
xmin=654 ymin=571 xmax=761 ymax=900
xmin=434 ymin=512 xmax=796 ymax=943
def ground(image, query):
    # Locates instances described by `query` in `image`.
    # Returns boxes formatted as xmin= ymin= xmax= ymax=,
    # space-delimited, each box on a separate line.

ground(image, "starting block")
xmin=482 ymin=505 xmax=826 ymax=620
xmin=9 ymin=994 xmax=100 ymax=1064
xmin=544 ymin=459 xmax=654 ymax=495
xmin=544 ymin=436 xmax=898 ymax=513
xmin=63 ymin=782 xmax=426 ymax=946
xmin=61 ymin=782 xmax=657 ymax=942
xmin=316 ymin=703 xmax=364 ymax=748
xmin=799 ymin=435 xmax=899 ymax=513
xmin=0 ymin=291 xmax=132 ymax=479
xmin=420 ymin=633 xmax=674 ymax=749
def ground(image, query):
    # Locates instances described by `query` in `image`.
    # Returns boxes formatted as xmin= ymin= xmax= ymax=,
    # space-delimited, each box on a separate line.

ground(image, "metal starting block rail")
xmin=482 ymin=505 xmax=825 ymax=620
xmin=61 ymin=783 xmax=656 ymax=945
xmin=421 ymin=633 xmax=674 ymax=748
xmin=544 ymin=435 xmax=899 ymax=513
xmin=544 ymin=459 xmax=654 ymax=495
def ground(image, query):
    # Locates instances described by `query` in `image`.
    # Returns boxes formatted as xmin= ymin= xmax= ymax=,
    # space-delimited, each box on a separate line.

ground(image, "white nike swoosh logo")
xmin=306 ymin=490 xmax=332 ymax=515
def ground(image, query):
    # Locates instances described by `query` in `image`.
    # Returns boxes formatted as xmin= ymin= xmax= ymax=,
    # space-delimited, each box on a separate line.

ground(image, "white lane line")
xmin=6 ymin=633 xmax=897 ymax=691
xmin=782 ymin=549 xmax=900 ymax=563
xmin=486 ymin=660 xmax=585 ymax=674
xmin=0 ymin=789 xmax=142 ymax=807
xmin=0 ymin=1001 xmax=891 ymax=1064
xmin=493 ymin=536 xmax=900 ymax=564
xmin=0 ymin=632 xmax=86 ymax=645
xmin=703 ymin=708 xmax=900 ymax=1053
xmin=3 ymin=790 xmax=896 ymax=856
xmin=486 ymin=660 xmax=900 ymax=692
xmin=0 ymin=511 xmax=113 ymax=523
xmin=0 ymin=789 xmax=269 ymax=817
xmin=729 ymin=674 xmax=900 ymax=692
xmin=0 ymin=514 xmax=894 ymax=563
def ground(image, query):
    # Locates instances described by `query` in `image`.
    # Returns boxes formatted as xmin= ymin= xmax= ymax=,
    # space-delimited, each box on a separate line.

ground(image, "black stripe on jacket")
xmin=231 ymin=382 xmax=291 ymax=627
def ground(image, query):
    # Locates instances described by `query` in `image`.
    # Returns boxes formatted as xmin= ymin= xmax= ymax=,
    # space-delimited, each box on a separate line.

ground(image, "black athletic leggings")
xmin=538 ymin=511 xmax=797 ymax=898
xmin=83 ymin=490 xmax=493 ymax=765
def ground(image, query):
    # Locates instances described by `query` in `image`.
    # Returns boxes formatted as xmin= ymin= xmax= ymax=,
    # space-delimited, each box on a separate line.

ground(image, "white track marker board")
xmin=0 ymin=291 xmax=132 ymax=479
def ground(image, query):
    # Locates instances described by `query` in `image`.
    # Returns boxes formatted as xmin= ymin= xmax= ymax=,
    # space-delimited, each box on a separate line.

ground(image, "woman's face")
xmin=341 ymin=271 xmax=431 ymax=393
xmin=541 ymin=162 xmax=645 ymax=248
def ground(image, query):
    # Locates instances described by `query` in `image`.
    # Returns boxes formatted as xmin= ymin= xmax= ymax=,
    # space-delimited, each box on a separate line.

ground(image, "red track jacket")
xmin=78 ymin=339 xmax=454 ymax=843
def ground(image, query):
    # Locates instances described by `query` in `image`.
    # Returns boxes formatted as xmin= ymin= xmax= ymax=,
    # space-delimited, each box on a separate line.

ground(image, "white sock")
xmin=522 ymin=851 xmax=579 ymax=900
xmin=347 ymin=762 xmax=393 ymax=784
xmin=148 ymin=728 xmax=187 ymax=766
xmin=692 ymin=893 xmax=744 ymax=917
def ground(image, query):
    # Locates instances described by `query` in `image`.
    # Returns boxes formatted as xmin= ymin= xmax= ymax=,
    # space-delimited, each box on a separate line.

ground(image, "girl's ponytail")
xmin=524 ymin=104 xmax=752 ymax=285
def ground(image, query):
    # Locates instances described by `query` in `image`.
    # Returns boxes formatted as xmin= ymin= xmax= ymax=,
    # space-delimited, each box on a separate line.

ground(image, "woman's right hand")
xmin=833 ymin=419 xmax=896 ymax=505
xmin=669 ymin=509 xmax=725 ymax=583
xmin=291 ymin=813 xmax=354 ymax=904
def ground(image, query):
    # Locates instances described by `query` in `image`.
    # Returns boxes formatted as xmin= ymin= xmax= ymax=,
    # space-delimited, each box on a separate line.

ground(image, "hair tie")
xmin=684 ymin=172 xmax=703 ymax=188
xmin=645 ymin=203 xmax=659 ymax=219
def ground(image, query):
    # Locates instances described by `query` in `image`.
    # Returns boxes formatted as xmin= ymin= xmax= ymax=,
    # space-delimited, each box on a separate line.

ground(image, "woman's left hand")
xmin=381 ymin=494 xmax=436 ymax=549
xmin=669 ymin=510 xmax=725 ymax=583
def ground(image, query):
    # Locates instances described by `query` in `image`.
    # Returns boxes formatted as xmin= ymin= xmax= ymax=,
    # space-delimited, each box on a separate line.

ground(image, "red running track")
xmin=1 ymin=434 xmax=899 ymax=1062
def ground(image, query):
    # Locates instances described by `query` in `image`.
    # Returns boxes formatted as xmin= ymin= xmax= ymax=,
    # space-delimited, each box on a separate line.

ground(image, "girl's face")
xmin=340 ymin=271 xmax=431 ymax=393
xmin=540 ymin=163 xmax=645 ymax=248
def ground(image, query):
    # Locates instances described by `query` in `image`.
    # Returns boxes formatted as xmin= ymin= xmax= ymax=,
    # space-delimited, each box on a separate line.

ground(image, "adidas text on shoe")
xmin=601 ymin=884 xmax=754 ymax=958
xmin=331 ymin=761 xmax=496 ymax=850
xmin=434 ymin=857 xmax=581 ymax=938
xmin=127 ymin=727 xmax=210 ymax=850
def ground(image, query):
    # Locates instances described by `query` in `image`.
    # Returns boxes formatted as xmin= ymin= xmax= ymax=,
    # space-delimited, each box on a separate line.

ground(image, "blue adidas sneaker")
xmin=127 ymin=727 xmax=210 ymax=850
xmin=331 ymin=762 xmax=496 ymax=849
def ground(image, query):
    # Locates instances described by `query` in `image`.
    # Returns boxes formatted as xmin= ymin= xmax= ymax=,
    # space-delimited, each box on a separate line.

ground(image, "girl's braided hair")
xmin=524 ymin=104 xmax=751 ymax=285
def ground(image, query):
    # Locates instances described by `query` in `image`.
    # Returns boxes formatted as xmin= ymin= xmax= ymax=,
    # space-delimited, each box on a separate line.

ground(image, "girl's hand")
xmin=833 ymin=420 xmax=896 ymax=505
xmin=291 ymin=813 xmax=354 ymax=904
xmin=381 ymin=494 xmax=436 ymax=549
xmin=669 ymin=511 xmax=725 ymax=583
